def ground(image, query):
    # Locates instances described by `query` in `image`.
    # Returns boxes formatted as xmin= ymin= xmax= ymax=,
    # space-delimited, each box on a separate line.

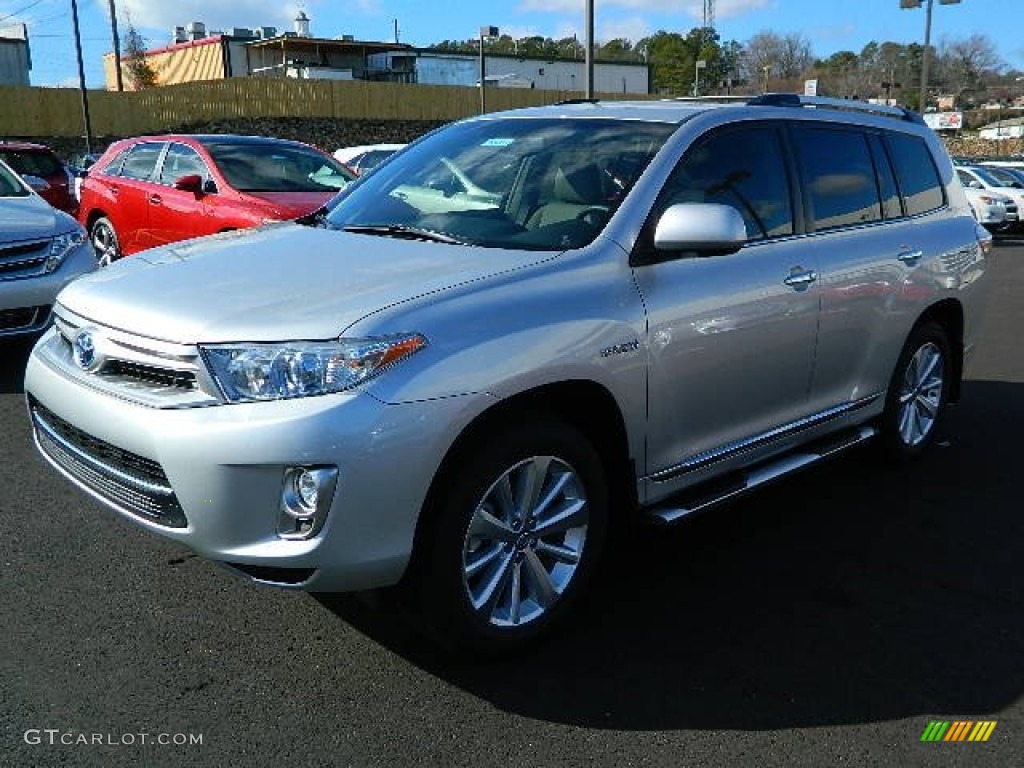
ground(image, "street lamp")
xmin=479 ymin=25 xmax=498 ymax=114
xmin=761 ymin=65 xmax=771 ymax=95
xmin=693 ymin=59 xmax=706 ymax=97
xmin=900 ymin=0 xmax=962 ymax=113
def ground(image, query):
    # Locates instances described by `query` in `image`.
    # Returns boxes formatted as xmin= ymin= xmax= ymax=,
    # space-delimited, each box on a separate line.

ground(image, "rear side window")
xmin=654 ymin=124 xmax=794 ymax=241
xmin=791 ymin=125 xmax=881 ymax=231
xmin=886 ymin=132 xmax=945 ymax=216
xmin=0 ymin=149 xmax=63 ymax=178
xmin=118 ymin=143 xmax=164 ymax=181
xmin=867 ymin=133 xmax=902 ymax=219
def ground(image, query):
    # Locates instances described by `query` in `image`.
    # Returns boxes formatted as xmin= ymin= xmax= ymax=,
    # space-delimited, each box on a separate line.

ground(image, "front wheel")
xmin=402 ymin=419 xmax=608 ymax=655
xmin=89 ymin=217 xmax=121 ymax=267
xmin=878 ymin=321 xmax=952 ymax=460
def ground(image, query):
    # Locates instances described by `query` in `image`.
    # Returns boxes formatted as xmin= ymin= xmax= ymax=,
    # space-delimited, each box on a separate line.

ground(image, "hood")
xmin=244 ymin=191 xmax=337 ymax=219
xmin=0 ymin=195 xmax=69 ymax=242
xmin=56 ymin=223 xmax=545 ymax=344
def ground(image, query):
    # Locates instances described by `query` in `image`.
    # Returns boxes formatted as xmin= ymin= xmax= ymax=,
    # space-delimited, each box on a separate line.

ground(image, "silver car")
xmin=25 ymin=96 xmax=989 ymax=653
xmin=1 ymin=159 xmax=95 ymax=340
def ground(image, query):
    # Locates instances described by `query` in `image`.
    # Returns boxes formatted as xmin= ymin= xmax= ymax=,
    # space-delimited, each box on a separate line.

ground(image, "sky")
xmin=2 ymin=0 xmax=1022 ymax=89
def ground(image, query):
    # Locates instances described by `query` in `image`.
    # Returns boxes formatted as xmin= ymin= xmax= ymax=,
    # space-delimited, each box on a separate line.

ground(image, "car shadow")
xmin=314 ymin=379 xmax=1024 ymax=731
xmin=0 ymin=338 xmax=33 ymax=394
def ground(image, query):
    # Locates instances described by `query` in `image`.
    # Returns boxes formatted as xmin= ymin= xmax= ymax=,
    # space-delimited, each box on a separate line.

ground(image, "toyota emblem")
xmin=73 ymin=331 xmax=96 ymax=370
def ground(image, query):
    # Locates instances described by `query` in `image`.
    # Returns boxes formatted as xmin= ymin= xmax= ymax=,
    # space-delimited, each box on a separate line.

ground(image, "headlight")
xmin=201 ymin=334 xmax=427 ymax=402
xmin=46 ymin=228 xmax=87 ymax=273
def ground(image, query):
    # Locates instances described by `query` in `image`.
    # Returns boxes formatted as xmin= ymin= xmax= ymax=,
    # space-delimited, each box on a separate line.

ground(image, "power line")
xmin=0 ymin=0 xmax=46 ymax=25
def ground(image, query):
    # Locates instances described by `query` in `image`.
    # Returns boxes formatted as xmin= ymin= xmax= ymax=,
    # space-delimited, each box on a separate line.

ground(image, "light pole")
xmin=900 ymin=0 xmax=962 ymax=113
xmin=584 ymin=0 xmax=594 ymax=98
xmin=761 ymin=65 xmax=771 ymax=94
xmin=70 ymin=0 xmax=93 ymax=153
xmin=479 ymin=25 xmax=498 ymax=114
xmin=693 ymin=59 xmax=706 ymax=97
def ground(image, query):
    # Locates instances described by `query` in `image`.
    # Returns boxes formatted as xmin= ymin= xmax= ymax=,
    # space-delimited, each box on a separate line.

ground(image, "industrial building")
xmin=0 ymin=24 xmax=31 ymax=87
xmin=103 ymin=15 xmax=649 ymax=95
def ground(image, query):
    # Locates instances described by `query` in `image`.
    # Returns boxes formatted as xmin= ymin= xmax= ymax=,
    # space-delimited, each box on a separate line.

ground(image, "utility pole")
xmin=584 ymin=0 xmax=594 ymax=98
xmin=107 ymin=0 xmax=123 ymax=91
xmin=70 ymin=0 xmax=93 ymax=153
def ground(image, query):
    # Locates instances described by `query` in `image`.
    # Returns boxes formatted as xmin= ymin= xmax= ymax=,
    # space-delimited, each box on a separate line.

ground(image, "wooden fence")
xmin=0 ymin=79 xmax=648 ymax=138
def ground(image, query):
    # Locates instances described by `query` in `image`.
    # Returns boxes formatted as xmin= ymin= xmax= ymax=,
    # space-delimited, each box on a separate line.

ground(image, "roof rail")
xmin=747 ymin=93 xmax=925 ymax=125
xmin=554 ymin=98 xmax=602 ymax=106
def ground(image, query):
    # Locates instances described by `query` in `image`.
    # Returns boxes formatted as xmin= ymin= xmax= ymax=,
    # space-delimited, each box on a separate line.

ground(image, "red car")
xmin=0 ymin=141 xmax=77 ymax=215
xmin=77 ymin=134 xmax=356 ymax=265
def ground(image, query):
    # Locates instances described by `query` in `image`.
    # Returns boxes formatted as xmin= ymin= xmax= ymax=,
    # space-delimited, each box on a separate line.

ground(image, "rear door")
xmin=102 ymin=142 xmax=166 ymax=253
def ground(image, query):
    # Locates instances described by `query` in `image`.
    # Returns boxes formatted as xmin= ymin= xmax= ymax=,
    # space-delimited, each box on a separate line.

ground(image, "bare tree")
xmin=936 ymin=33 xmax=1004 ymax=104
xmin=123 ymin=21 xmax=158 ymax=89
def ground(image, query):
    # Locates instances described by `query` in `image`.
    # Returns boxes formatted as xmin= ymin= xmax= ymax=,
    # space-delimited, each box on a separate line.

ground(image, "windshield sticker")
xmin=482 ymin=138 xmax=515 ymax=147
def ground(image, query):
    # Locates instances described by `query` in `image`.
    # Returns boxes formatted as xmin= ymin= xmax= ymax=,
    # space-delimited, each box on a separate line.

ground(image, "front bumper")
xmin=25 ymin=330 xmax=474 ymax=591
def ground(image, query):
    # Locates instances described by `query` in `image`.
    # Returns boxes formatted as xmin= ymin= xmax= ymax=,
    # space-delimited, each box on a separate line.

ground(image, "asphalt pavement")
xmin=2 ymin=240 xmax=1023 ymax=768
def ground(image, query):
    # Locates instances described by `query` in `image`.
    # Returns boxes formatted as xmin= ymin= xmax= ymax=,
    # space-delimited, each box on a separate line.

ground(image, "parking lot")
xmin=1 ymin=239 xmax=1022 ymax=768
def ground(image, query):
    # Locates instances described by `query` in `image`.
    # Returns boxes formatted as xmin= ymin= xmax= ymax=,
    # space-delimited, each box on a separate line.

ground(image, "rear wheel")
xmin=402 ymin=419 xmax=608 ymax=655
xmin=89 ymin=217 xmax=121 ymax=266
xmin=878 ymin=321 xmax=951 ymax=460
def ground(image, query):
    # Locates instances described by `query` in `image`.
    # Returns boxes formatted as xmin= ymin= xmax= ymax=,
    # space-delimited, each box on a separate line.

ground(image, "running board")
xmin=647 ymin=425 xmax=877 ymax=526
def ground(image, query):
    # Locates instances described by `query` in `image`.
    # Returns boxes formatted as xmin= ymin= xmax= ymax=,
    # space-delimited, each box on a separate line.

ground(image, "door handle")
xmin=898 ymin=249 xmax=923 ymax=265
xmin=149 ymin=194 xmax=162 ymax=206
xmin=783 ymin=269 xmax=818 ymax=288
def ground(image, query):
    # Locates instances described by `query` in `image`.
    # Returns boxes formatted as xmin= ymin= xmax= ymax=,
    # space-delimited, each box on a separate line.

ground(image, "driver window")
xmin=159 ymin=143 xmax=209 ymax=185
xmin=655 ymin=125 xmax=794 ymax=241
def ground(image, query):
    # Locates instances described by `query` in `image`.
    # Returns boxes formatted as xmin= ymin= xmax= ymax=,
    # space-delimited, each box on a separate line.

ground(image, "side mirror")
xmin=653 ymin=203 xmax=748 ymax=254
xmin=22 ymin=174 xmax=51 ymax=193
xmin=173 ymin=174 xmax=204 ymax=193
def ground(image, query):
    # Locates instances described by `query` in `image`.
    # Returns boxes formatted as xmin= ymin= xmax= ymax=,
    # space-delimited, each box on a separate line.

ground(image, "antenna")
xmin=703 ymin=0 xmax=715 ymax=38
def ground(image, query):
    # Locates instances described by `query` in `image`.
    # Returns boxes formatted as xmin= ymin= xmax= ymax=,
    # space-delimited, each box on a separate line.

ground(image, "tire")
xmin=89 ymin=217 xmax=121 ymax=267
xmin=401 ymin=419 xmax=609 ymax=655
xmin=878 ymin=321 xmax=952 ymax=460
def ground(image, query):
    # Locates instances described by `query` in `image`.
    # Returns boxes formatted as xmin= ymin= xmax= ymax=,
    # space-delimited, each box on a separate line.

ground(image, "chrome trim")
xmin=648 ymin=394 xmax=881 ymax=482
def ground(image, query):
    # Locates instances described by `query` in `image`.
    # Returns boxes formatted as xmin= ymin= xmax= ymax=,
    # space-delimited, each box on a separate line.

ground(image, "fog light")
xmin=295 ymin=469 xmax=319 ymax=511
xmin=279 ymin=466 xmax=338 ymax=540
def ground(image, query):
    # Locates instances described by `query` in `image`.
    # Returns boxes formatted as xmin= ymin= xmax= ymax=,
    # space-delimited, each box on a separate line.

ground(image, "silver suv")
xmin=25 ymin=96 xmax=989 ymax=653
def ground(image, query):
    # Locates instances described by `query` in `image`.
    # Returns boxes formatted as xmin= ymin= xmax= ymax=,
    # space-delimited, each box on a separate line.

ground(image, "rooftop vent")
xmin=294 ymin=11 xmax=310 ymax=38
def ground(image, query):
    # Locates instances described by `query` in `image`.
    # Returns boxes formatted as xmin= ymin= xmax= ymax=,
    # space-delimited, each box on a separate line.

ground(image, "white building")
xmin=368 ymin=50 xmax=650 ymax=95
xmin=979 ymin=116 xmax=1024 ymax=141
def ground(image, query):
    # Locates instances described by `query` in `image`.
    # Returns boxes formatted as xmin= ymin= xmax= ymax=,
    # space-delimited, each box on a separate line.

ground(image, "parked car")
xmin=26 ymin=95 xmax=989 ymax=654
xmin=0 ymin=141 xmax=77 ymax=215
xmin=979 ymin=163 xmax=1024 ymax=190
xmin=67 ymin=152 xmax=103 ymax=201
xmin=78 ymin=134 xmax=357 ymax=265
xmin=0 ymin=159 xmax=95 ymax=340
xmin=959 ymin=181 xmax=1013 ymax=234
xmin=955 ymin=164 xmax=1024 ymax=232
xmin=333 ymin=143 xmax=405 ymax=175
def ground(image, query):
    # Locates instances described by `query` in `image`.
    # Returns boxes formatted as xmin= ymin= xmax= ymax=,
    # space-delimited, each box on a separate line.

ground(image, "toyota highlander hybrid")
xmin=25 ymin=95 xmax=989 ymax=653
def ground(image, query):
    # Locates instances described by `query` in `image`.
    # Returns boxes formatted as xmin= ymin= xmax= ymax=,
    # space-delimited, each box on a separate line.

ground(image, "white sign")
xmin=922 ymin=111 xmax=963 ymax=131
xmin=804 ymin=79 xmax=818 ymax=97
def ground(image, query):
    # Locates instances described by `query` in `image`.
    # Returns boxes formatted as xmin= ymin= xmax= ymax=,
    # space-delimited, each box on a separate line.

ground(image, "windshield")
xmin=205 ymin=142 xmax=356 ymax=193
xmin=970 ymin=167 xmax=1004 ymax=188
xmin=324 ymin=118 xmax=677 ymax=251
xmin=0 ymin=162 xmax=30 ymax=197
xmin=0 ymin=149 xmax=63 ymax=178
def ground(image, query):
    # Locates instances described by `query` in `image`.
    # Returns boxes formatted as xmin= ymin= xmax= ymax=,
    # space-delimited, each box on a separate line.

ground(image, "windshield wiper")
xmin=342 ymin=224 xmax=467 ymax=245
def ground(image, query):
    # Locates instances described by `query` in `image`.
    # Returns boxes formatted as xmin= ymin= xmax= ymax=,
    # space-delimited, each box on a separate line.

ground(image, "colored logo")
xmin=73 ymin=330 xmax=96 ymax=370
xmin=921 ymin=720 xmax=997 ymax=742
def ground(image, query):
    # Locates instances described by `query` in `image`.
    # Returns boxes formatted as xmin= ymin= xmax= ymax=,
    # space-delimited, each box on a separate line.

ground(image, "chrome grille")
xmin=31 ymin=400 xmax=187 ymax=528
xmin=101 ymin=360 xmax=198 ymax=391
xmin=48 ymin=306 xmax=219 ymax=408
xmin=0 ymin=239 xmax=49 ymax=280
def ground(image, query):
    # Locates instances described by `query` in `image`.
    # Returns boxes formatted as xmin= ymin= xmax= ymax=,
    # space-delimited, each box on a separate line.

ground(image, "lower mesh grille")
xmin=31 ymin=400 xmax=187 ymax=528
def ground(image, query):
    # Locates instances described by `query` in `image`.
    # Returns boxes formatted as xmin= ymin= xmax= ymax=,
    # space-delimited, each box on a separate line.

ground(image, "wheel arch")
xmin=914 ymin=298 xmax=964 ymax=402
xmin=410 ymin=379 xmax=636 ymax=563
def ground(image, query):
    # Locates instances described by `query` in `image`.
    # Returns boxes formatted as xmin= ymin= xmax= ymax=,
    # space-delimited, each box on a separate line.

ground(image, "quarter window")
xmin=792 ymin=126 xmax=882 ymax=231
xmin=886 ymin=132 xmax=945 ymax=216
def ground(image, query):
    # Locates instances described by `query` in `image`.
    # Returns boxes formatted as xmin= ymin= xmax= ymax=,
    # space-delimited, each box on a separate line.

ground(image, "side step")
xmin=646 ymin=425 xmax=877 ymax=526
